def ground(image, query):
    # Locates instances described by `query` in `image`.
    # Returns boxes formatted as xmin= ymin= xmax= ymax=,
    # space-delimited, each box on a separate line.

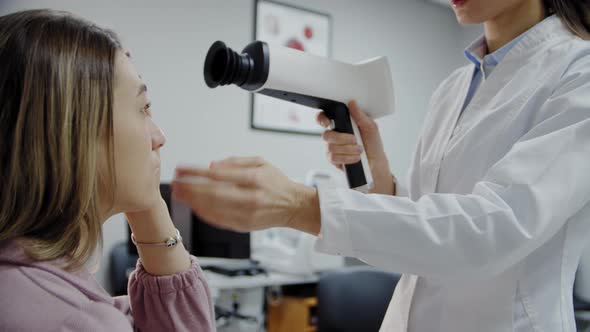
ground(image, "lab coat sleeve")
xmin=395 ymin=177 xmax=409 ymax=198
xmin=392 ymin=137 xmax=418 ymax=199
xmin=315 ymin=63 xmax=590 ymax=280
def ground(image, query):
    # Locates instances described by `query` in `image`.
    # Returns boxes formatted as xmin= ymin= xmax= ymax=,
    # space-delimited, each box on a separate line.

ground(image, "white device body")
xmin=255 ymin=45 xmax=395 ymax=192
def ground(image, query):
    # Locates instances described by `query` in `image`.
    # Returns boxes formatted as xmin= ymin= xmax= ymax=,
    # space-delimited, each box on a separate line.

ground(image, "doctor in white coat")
xmin=173 ymin=0 xmax=590 ymax=330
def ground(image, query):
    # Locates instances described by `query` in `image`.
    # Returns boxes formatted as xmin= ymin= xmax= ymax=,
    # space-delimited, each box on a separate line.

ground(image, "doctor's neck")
xmin=484 ymin=1 xmax=545 ymax=53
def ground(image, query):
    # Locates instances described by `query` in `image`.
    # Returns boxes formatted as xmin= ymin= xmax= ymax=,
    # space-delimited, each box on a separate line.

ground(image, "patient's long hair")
xmin=0 ymin=9 xmax=121 ymax=269
xmin=544 ymin=0 xmax=590 ymax=39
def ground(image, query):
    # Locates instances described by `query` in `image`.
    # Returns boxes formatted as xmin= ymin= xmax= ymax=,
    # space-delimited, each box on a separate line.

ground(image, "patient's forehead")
xmin=114 ymin=51 xmax=143 ymax=95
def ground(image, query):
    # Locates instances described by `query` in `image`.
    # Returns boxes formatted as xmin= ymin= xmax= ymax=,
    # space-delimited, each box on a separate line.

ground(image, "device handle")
xmin=324 ymin=103 xmax=374 ymax=192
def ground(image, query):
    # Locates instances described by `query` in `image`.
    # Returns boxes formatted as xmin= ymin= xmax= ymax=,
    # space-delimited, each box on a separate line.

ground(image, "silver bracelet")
xmin=131 ymin=228 xmax=183 ymax=248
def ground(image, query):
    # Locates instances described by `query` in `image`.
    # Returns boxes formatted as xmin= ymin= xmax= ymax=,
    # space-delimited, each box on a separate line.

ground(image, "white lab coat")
xmin=315 ymin=16 xmax=590 ymax=331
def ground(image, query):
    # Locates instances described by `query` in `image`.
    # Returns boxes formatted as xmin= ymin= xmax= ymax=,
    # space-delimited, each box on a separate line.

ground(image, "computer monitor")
xmin=128 ymin=183 xmax=250 ymax=259
xmin=191 ymin=214 xmax=250 ymax=259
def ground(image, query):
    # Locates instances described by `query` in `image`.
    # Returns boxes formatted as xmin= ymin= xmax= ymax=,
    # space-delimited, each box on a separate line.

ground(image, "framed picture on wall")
xmin=251 ymin=0 xmax=332 ymax=135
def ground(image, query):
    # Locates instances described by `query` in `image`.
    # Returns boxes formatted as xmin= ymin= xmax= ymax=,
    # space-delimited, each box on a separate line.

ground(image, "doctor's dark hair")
xmin=0 ymin=9 xmax=121 ymax=269
xmin=544 ymin=0 xmax=590 ymax=39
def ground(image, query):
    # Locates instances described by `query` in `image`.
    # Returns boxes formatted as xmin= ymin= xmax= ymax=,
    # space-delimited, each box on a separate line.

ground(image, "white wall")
xmin=2 ymin=0 xmax=479 ymax=293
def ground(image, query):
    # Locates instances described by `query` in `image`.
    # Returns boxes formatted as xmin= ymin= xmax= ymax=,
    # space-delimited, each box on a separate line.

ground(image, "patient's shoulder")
xmin=0 ymin=263 xmax=93 ymax=330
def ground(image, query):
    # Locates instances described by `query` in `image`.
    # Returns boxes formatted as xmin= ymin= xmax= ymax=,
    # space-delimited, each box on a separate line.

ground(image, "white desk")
xmin=195 ymin=258 xmax=319 ymax=332
xmin=203 ymin=270 xmax=318 ymax=289
xmin=123 ymin=257 xmax=322 ymax=332
xmin=197 ymin=257 xmax=319 ymax=290
xmin=125 ymin=257 xmax=319 ymax=289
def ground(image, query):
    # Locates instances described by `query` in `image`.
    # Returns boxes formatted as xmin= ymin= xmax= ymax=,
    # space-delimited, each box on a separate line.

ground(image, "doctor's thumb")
xmin=348 ymin=100 xmax=379 ymax=136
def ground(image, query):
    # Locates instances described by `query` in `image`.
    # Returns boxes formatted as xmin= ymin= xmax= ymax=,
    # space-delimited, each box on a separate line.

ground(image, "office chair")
xmin=317 ymin=266 xmax=400 ymax=332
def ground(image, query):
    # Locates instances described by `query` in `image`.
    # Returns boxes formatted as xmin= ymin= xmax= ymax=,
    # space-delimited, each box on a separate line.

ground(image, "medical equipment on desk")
xmin=203 ymin=40 xmax=395 ymax=192
xmin=250 ymin=170 xmax=345 ymax=276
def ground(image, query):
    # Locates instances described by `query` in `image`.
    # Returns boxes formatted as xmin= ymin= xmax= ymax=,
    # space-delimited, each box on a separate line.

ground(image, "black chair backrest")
xmin=318 ymin=266 xmax=401 ymax=332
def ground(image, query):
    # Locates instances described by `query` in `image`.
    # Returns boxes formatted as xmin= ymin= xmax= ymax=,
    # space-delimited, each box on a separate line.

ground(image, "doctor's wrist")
xmin=369 ymin=171 xmax=396 ymax=196
xmin=287 ymin=183 xmax=321 ymax=236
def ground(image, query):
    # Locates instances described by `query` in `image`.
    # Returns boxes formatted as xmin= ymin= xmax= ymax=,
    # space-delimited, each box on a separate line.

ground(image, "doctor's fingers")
xmin=327 ymin=143 xmax=364 ymax=155
xmin=176 ymin=167 xmax=260 ymax=188
xmin=210 ymin=156 xmax=266 ymax=169
xmin=326 ymin=150 xmax=362 ymax=164
xmin=316 ymin=112 xmax=331 ymax=128
xmin=172 ymin=181 xmax=258 ymax=226
xmin=322 ymin=130 xmax=357 ymax=145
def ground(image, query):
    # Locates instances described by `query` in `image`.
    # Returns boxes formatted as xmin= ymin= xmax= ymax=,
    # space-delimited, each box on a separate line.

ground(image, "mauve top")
xmin=0 ymin=240 xmax=216 ymax=331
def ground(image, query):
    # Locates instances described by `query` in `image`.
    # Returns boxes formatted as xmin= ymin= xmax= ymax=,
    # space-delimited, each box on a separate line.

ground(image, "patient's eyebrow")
xmin=137 ymin=83 xmax=147 ymax=96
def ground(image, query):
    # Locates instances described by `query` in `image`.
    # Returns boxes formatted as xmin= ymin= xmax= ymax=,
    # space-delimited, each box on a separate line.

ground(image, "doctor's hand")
xmin=171 ymin=157 xmax=321 ymax=235
xmin=316 ymin=100 xmax=395 ymax=195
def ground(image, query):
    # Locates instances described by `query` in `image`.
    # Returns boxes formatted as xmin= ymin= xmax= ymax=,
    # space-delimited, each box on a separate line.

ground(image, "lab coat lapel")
xmin=394 ymin=71 xmax=472 ymax=331
xmin=379 ymin=274 xmax=418 ymax=331
xmin=440 ymin=16 xmax=569 ymax=162
xmin=397 ymin=49 xmax=519 ymax=332
xmin=443 ymin=54 xmax=529 ymax=155
xmin=420 ymin=67 xmax=473 ymax=195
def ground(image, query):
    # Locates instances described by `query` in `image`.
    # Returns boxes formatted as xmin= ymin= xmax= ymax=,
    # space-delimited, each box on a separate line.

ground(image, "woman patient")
xmin=0 ymin=9 xmax=215 ymax=331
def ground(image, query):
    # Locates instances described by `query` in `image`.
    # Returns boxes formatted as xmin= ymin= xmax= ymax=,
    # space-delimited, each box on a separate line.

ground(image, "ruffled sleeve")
xmin=127 ymin=255 xmax=216 ymax=332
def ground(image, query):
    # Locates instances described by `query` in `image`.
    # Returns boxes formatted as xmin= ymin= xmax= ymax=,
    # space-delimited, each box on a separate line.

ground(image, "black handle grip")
xmin=323 ymin=102 xmax=367 ymax=189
